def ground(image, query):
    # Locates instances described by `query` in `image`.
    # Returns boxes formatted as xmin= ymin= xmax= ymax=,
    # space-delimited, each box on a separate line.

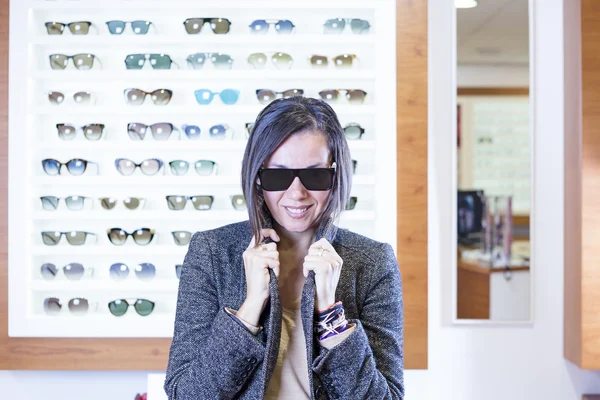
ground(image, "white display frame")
xmin=8 ymin=0 xmax=397 ymax=337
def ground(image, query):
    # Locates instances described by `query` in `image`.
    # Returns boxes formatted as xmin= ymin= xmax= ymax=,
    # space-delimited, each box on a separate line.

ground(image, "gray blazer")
xmin=164 ymin=220 xmax=404 ymax=399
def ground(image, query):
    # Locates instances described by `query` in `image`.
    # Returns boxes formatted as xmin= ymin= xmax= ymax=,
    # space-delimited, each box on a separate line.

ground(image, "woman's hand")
xmin=242 ymin=229 xmax=280 ymax=306
xmin=303 ymin=238 xmax=343 ymax=311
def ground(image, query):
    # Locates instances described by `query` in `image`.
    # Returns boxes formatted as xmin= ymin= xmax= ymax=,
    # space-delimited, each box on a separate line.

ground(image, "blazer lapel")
xmin=259 ymin=269 xmax=282 ymax=395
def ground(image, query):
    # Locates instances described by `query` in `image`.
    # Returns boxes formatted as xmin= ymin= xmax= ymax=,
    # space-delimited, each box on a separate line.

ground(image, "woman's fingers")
xmin=260 ymin=228 xmax=280 ymax=243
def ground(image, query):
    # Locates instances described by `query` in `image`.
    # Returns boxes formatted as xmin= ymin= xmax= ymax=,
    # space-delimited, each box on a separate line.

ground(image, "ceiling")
xmin=457 ymin=0 xmax=529 ymax=66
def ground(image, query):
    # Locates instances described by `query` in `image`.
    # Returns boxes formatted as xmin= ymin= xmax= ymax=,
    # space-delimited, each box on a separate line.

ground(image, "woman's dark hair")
xmin=241 ymin=96 xmax=353 ymax=244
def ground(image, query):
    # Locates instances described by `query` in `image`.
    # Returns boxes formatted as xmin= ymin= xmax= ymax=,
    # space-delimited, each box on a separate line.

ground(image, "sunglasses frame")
xmin=43 ymin=297 xmax=94 ymax=315
xmin=106 ymin=20 xmax=154 ymax=35
xmin=40 ymin=195 xmax=89 ymax=211
xmin=124 ymin=53 xmax=180 ymax=70
xmin=41 ymin=231 xmax=97 ymax=246
xmin=109 ymin=262 xmax=156 ymax=281
xmin=247 ymin=52 xmax=293 ymax=69
xmin=309 ymin=53 xmax=359 ymax=69
xmin=40 ymin=262 xmax=93 ymax=281
xmin=168 ymin=159 xmax=218 ymax=176
xmin=106 ymin=227 xmax=155 ymax=246
xmin=186 ymin=52 xmax=234 ymax=69
xmin=56 ymin=123 xmax=105 ymax=141
xmin=323 ymin=18 xmax=371 ymax=34
xmin=127 ymin=122 xmax=180 ymax=140
xmin=49 ymin=53 xmax=102 ymax=70
xmin=114 ymin=158 xmax=164 ymax=176
xmin=48 ymin=90 xmax=95 ymax=105
xmin=194 ymin=89 xmax=240 ymax=105
xmin=343 ymin=122 xmax=366 ymax=140
xmin=258 ymin=165 xmax=336 ymax=192
xmin=230 ymin=195 xmax=247 ymax=210
xmin=249 ymin=19 xmax=295 ymax=34
xmin=172 ymin=231 xmax=192 ymax=246
xmin=255 ymin=88 xmax=304 ymax=104
xmin=183 ymin=17 xmax=232 ymax=34
xmin=45 ymin=21 xmax=94 ymax=35
xmin=166 ymin=195 xmax=215 ymax=211
xmin=41 ymin=158 xmax=98 ymax=176
xmin=108 ymin=298 xmax=155 ymax=316
xmin=99 ymin=197 xmax=146 ymax=210
xmin=123 ymin=88 xmax=173 ymax=106
xmin=318 ymin=89 xmax=367 ymax=104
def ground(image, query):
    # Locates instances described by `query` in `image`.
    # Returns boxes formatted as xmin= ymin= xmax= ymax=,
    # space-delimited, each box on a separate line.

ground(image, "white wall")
xmin=3 ymin=0 xmax=600 ymax=399
xmin=457 ymin=64 xmax=530 ymax=87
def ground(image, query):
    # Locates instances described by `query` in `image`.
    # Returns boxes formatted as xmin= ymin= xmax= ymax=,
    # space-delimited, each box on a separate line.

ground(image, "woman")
xmin=164 ymin=97 xmax=404 ymax=399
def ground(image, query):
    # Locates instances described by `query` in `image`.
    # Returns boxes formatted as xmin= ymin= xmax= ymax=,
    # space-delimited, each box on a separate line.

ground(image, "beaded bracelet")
xmin=314 ymin=301 xmax=350 ymax=340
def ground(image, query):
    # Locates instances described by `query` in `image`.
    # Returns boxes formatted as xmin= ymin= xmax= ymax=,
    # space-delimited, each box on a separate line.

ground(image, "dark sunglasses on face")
xmin=108 ymin=298 xmax=155 ymax=316
xmin=125 ymin=53 xmax=179 ymax=70
xmin=249 ymin=19 xmax=295 ymax=34
xmin=106 ymin=20 xmax=153 ymax=35
xmin=124 ymin=88 xmax=172 ymax=106
xmin=42 ymin=158 xmax=97 ymax=176
xmin=49 ymin=53 xmax=101 ymax=70
xmin=114 ymin=158 xmax=164 ymax=176
xmin=127 ymin=122 xmax=179 ymax=140
xmin=183 ymin=18 xmax=232 ymax=34
xmin=41 ymin=195 xmax=89 ymax=211
xmin=45 ymin=21 xmax=94 ymax=35
xmin=56 ymin=123 xmax=105 ymax=140
xmin=258 ymin=165 xmax=336 ymax=191
xmin=41 ymin=231 xmax=96 ymax=246
xmin=106 ymin=228 xmax=155 ymax=245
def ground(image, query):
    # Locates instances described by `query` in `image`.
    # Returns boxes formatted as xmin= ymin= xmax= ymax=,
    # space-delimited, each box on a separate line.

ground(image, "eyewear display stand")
xmin=8 ymin=0 xmax=397 ymax=338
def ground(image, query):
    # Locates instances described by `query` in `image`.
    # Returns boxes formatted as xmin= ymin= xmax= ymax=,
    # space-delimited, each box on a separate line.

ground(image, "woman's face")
xmin=262 ymin=130 xmax=331 ymax=235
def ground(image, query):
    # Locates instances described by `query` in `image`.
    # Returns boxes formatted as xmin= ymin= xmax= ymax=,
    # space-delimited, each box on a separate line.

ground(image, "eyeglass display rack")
xmin=8 ymin=0 xmax=397 ymax=337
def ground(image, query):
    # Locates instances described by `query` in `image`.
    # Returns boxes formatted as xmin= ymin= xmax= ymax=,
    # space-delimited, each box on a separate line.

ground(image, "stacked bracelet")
xmin=314 ymin=301 xmax=349 ymax=340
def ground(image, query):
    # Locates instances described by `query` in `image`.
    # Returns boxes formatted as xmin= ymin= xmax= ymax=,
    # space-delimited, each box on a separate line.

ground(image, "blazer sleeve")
xmin=164 ymin=231 xmax=267 ymax=400
xmin=311 ymin=243 xmax=405 ymax=400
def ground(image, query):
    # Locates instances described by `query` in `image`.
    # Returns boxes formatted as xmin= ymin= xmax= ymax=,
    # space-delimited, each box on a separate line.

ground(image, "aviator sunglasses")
xmin=258 ymin=163 xmax=336 ymax=191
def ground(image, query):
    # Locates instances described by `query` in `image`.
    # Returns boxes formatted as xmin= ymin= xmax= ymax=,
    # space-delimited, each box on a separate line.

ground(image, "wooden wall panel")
xmin=1 ymin=0 xmax=429 ymax=370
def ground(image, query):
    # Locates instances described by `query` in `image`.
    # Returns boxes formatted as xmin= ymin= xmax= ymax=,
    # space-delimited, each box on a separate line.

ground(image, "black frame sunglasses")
xmin=258 ymin=164 xmax=336 ymax=191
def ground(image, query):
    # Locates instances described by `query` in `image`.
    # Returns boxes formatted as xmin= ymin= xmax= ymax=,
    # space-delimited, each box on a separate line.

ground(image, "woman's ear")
xmin=256 ymin=177 xmax=262 ymax=191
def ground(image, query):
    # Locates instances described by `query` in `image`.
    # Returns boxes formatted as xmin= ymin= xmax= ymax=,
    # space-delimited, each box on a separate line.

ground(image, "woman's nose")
xmin=286 ymin=177 xmax=308 ymax=198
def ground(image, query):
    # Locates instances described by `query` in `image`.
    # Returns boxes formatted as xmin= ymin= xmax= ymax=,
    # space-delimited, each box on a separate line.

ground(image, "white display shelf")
xmin=32 ymin=245 xmax=187 ymax=256
xmin=30 ymin=280 xmax=180 ymax=292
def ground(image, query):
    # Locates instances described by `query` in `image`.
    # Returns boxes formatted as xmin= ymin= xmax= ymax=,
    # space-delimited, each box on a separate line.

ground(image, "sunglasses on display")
xmin=49 ymin=53 xmax=102 ymax=70
xmin=245 ymin=122 xmax=254 ymax=137
xmin=106 ymin=228 xmax=155 ymax=246
xmin=42 ymin=158 xmax=97 ymax=176
xmin=249 ymin=19 xmax=295 ymax=34
xmin=172 ymin=231 xmax=192 ymax=246
xmin=346 ymin=196 xmax=358 ymax=210
xmin=99 ymin=197 xmax=145 ymax=210
xmin=352 ymin=159 xmax=358 ymax=175
xmin=45 ymin=21 xmax=94 ymax=35
xmin=166 ymin=195 xmax=214 ymax=211
xmin=48 ymin=91 xmax=94 ymax=105
xmin=106 ymin=20 xmax=153 ymax=35
xmin=175 ymin=264 xmax=183 ymax=279
xmin=108 ymin=299 xmax=155 ymax=316
xmin=231 ymin=195 xmax=247 ymax=210
xmin=41 ymin=263 xmax=92 ymax=281
xmin=124 ymin=53 xmax=179 ymax=70
xmin=309 ymin=54 xmax=358 ymax=69
xmin=256 ymin=88 xmax=303 ymax=105
xmin=127 ymin=122 xmax=179 ymax=140
xmin=181 ymin=123 xmax=232 ymax=140
xmin=124 ymin=88 xmax=172 ymax=106
xmin=168 ymin=160 xmax=217 ymax=176
xmin=44 ymin=297 xmax=90 ymax=316
xmin=41 ymin=231 xmax=97 ymax=246
xmin=186 ymin=52 xmax=233 ymax=69
xmin=41 ymin=195 xmax=89 ymax=211
xmin=109 ymin=262 xmax=156 ymax=281
xmin=247 ymin=52 xmax=293 ymax=69
xmin=258 ymin=165 xmax=335 ymax=191
xmin=343 ymin=123 xmax=365 ymax=140
xmin=323 ymin=18 xmax=371 ymax=34
xmin=318 ymin=89 xmax=367 ymax=104
xmin=194 ymin=89 xmax=239 ymax=105
xmin=183 ymin=18 xmax=232 ymax=34
xmin=56 ymin=123 xmax=105 ymax=141
xmin=114 ymin=158 xmax=164 ymax=176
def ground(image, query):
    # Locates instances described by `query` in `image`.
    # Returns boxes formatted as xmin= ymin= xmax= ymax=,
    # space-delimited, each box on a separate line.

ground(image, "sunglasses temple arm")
xmin=149 ymin=23 xmax=157 ymax=34
xmin=88 ymin=161 xmax=100 ymax=175
xmin=171 ymin=60 xmax=181 ymax=69
xmin=94 ymin=57 xmax=104 ymax=70
xmin=90 ymin=24 xmax=100 ymax=34
xmin=87 ymin=232 xmax=98 ymax=244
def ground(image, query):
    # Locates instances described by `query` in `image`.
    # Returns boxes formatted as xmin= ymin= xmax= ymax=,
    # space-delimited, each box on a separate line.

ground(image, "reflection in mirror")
xmin=455 ymin=0 xmax=531 ymax=321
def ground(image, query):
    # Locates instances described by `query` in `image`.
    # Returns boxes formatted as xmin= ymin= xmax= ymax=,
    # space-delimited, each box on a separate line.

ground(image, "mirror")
xmin=454 ymin=0 xmax=531 ymax=321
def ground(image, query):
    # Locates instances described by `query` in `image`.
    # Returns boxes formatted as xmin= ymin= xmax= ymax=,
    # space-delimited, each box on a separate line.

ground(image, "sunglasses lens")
xmin=42 ymin=159 xmax=61 ymax=175
xmin=135 ymin=263 xmax=156 ymax=281
xmin=210 ymin=53 xmax=233 ymax=69
xmin=310 ymin=55 xmax=328 ymax=68
xmin=149 ymin=54 xmax=172 ymax=69
xmin=140 ymin=159 xmax=162 ymax=175
xmin=324 ymin=18 xmax=345 ymax=34
xmin=124 ymin=89 xmax=146 ymax=105
xmin=134 ymin=299 xmax=155 ymax=316
xmin=231 ymin=195 xmax=247 ymax=210
xmin=123 ymin=197 xmax=142 ymax=210
xmin=107 ymin=20 xmax=126 ymax=34
xmin=275 ymin=20 xmax=294 ymax=34
xmin=72 ymin=54 xmax=95 ymax=70
xmin=249 ymin=19 xmax=269 ymax=34
xmin=63 ymin=263 xmax=85 ymax=280
xmin=347 ymin=90 xmax=367 ymax=104
xmin=333 ymin=54 xmax=355 ymax=68
xmin=350 ymin=19 xmax=370 ymax=34
xmin=109 ymin=299 xmax=128 ymax=316
xmin=131 ymin=20 xmax=151 ymax=35
xmin=272 ymin=52 xmax=293 ymax=69
xmin=56 ymin=124 xmax=76 ymax=140
xmin=256 ymin=89 xmax=276 ymax=104
xmin=184 ymin=18 xmax=204 ymax=34
xmin=132 ymin=228 xmax=154 ymax=245
xmin=186 ymin=53 xmax=206 ymax=69
xmin=108 ymin=229 xmax=127 ymax=245
xmin=65 ymin=195 xmax=85 ymax=210
xmin=346 ymin=196 xmax=357 ymax=210
xmin=172 ymin=231 xmax=192 ymax=246
xmin=68 ymin=298 xmax=89 ymax=315
xmin=191 ymin=196 xmax=214 ymax=210
xmin=41 ymin=196 xmax=59 ymax=210
xmin=50 ymin=54 xmax=69 ymax=70
xmin=194 ymin=89 xmax=214 ymax=105
xmin=208 ymin=124 xmax=226 ymax=139
xmin=82 ymin=124 xmax=104 ymax=140
xmin=298 ymin=169 xmax=334 ymax=190
xmin=46 ymin=22 xmax=65 ymax=35
xmin=166 ymin=196 xmax=186 ymax=210
xmin=194 ymin=160 xmax=215 ymax=175
xmin=44 ymin=297 xmax=62 ymax=315
xmin=115 ymin=159 xmax=136 ymax=175
xmin=219 ymin=89 xmax=239 ymax=105
xmin=210 ymin=18 xmax=231 ymax=34
xmin=110 ymin=263 xmax=129 ymax=280
xmin=151 ymin=89 xmax=172 ymax=105
xmin=344 ymin=124 xmax=364 ymax=140
xmin=247 ymin=53 xmax=267 ymax=69
xmin=175 ymin=264 xmax=183 ymax=279
xmin=169 ymin=160 xmax=189 ymax=176
xmin=125 ymin=54 xmax=146 ymax=69
xmin=260 ymin=169 xmax=295 ymax=191
xmin=48 ymin=91 xmax=65 ymax=105
xmin=127 ymin=123 xmax=147 ymax=140
xmin=41 ymin=263 xmax=58 ymax=279
xmin=150 ymin=123 xmax=173 ymax=140
xmin=282 ymin=89 xmax=303 ymax=98
xmin=100 ymin=197 xmax=116 ymax=209
xmin=65 ymin=159 xmax=87 ymax=175
xmin=69 ymin=22 xmax=91 ymax=35
xmin=319 ymin=90 xmax=339 ymax=101
xmin=42 ymin=231 xmax=61 ymax=245
xmin=73 ymin=91 xmax=92 ymax=104
xmin=183 ymin=124 xmax=201 ymax=139
xmin=65 ymin=231 xmax=88 ymax=245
